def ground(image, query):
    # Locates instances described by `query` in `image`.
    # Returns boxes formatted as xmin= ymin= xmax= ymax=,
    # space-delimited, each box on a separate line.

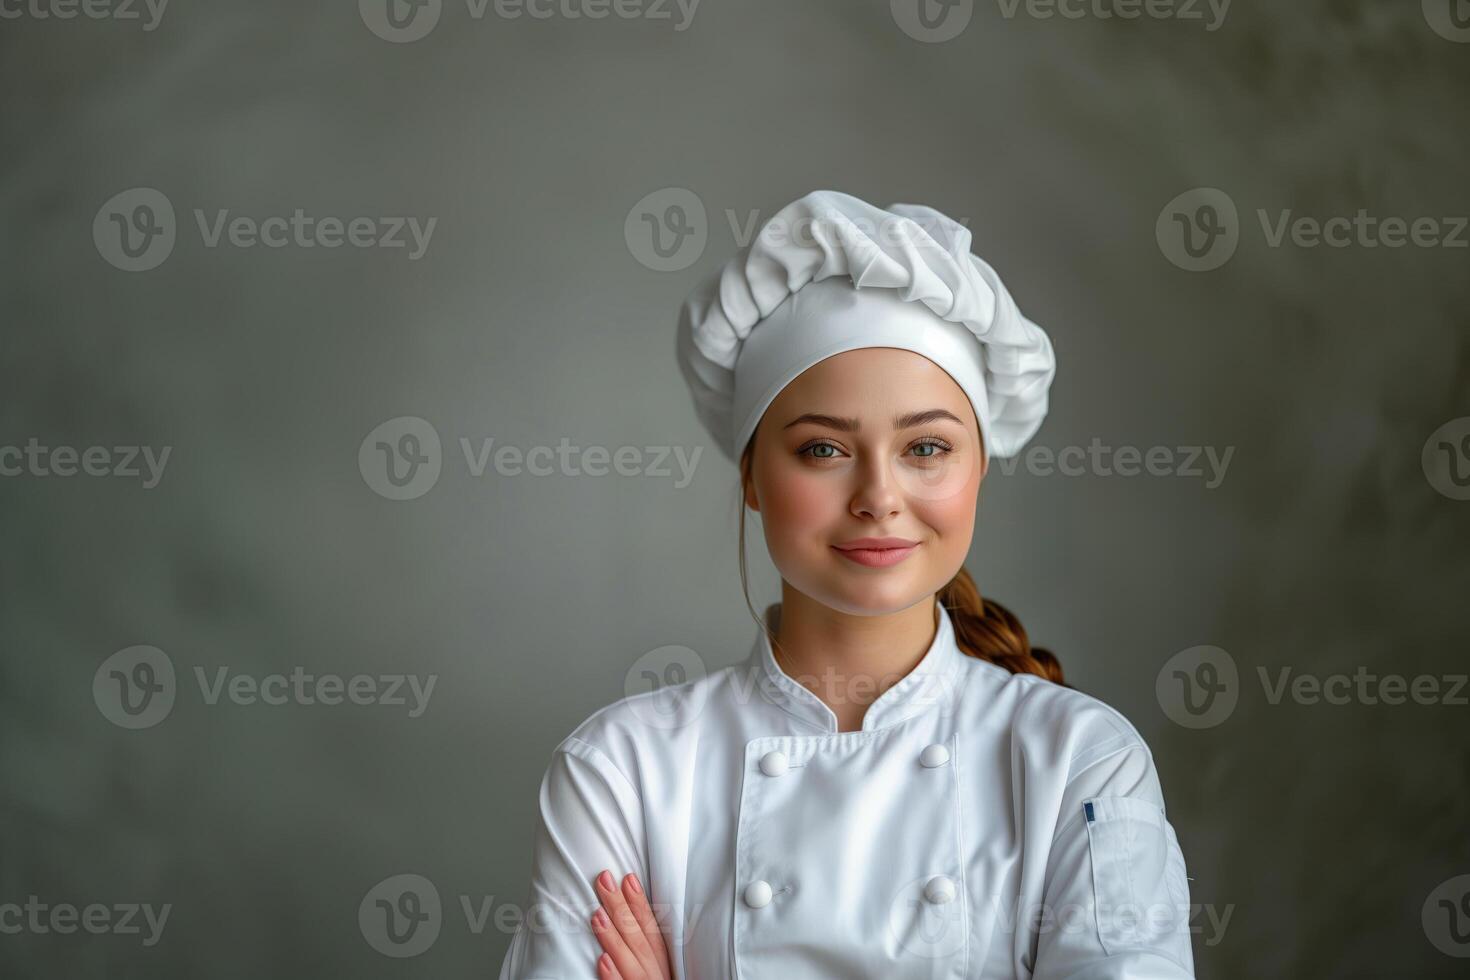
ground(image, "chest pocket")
xmin=732 ymin=730 xmax=969 ymax=980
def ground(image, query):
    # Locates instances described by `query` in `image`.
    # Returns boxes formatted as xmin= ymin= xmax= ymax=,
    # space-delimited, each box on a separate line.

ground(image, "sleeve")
xmin=498 ymin=735 xmax=648 ymax=980
xmin=1030 ymin=740 xmax=1196 ymax=980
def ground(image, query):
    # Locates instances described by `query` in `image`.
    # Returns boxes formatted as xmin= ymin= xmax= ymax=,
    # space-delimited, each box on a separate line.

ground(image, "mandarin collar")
xmin=747 ymin=599 xmax=966 ymax=734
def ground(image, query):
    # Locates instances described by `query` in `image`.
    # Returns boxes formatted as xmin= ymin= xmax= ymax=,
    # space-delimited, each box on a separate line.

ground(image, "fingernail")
xmin=597 ymin=870 xmax=613 ymax=890
xmin=593 ymin=908 xmax=609 ymax=928
xmin=598 ymin=952 xmax=611 ymax=974
xmin=628 ymin=874 xmax=643 ymax=895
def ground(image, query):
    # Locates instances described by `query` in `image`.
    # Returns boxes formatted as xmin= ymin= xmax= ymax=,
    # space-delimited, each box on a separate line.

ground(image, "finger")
xmin=591 ymin=903 xmax=640 ymax=979
xmin=597 ymin=951 xmax=624 ymax=980
xmin=595 ymin=869 xmax=656 ymax=966
xmin=620 ymin=873 xmax=672 ymax=970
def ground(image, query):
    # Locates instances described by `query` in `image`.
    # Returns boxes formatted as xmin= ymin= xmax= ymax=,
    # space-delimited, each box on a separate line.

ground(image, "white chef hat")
xmin=676 ymin=190 xmax=1056 ymax=466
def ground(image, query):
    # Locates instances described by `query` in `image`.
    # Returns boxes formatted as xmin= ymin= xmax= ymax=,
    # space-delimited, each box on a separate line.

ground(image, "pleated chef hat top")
xmin=676 ymin=190 xmax=1056 ymax=466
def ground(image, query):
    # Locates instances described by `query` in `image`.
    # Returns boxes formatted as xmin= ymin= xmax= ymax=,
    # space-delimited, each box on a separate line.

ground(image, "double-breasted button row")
xmin=745 ymin=741 xmax=955 ymax=914
xmin=757 ymin=743 xmax=949 ymax=777
xmin=742 ymin=874 xmax=954 ymax=909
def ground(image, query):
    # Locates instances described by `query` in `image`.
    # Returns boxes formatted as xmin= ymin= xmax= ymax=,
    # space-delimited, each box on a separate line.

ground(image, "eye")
xmin=797 ymin=441 xmax=845 ymax=460
xmin=909 ymin=437 xmax=954 ymax=460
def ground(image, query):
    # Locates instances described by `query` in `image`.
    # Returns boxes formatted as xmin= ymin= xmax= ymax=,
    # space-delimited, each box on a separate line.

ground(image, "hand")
xmin=589 ymin=869 xmax=674 ymax=980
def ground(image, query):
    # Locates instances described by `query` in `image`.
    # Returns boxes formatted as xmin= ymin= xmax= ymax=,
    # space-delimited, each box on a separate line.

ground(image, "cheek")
xmin=912 ymin=466 xmax=979 ymax=558
xmin=917 ymin=493 xmax=975 ymax=541
xmin=761 ymin=468 xmax=841 ymax=536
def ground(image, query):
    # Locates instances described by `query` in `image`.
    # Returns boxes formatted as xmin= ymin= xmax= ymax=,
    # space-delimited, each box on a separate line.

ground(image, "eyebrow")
xmin=782 ymin=408 xmax=965 ymax=432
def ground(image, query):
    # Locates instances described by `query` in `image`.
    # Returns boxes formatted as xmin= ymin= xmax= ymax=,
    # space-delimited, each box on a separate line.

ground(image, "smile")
xmin=831 ymin=543 xmax=919 ymax=568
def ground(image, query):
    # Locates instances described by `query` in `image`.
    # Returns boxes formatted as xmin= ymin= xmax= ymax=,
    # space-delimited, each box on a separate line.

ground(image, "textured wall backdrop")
xmin=2 ymin=0 xmax=1468 ymax=977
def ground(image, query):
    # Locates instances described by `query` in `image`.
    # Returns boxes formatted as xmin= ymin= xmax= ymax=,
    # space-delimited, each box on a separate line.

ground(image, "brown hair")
xmin=735 ymin=433 xmax=1066 ymax=686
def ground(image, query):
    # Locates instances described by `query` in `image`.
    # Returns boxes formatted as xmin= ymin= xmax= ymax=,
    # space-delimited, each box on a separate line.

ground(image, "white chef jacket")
xmin=498 ymin=599 xmax=1196 ymax=979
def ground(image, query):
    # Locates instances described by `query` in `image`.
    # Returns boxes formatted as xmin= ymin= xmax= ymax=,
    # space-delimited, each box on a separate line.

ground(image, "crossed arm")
xmin=499 ymin=732 xmax=1195 ymax=979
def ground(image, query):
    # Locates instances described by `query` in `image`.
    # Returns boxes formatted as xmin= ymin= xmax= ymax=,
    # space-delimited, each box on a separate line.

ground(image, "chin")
xmin=814 ymin=574 xmax=932 ymax=618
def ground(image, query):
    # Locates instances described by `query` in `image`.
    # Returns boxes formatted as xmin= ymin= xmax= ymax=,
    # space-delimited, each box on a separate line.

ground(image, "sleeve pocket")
xmin=1081 ymin=796 xmax=1192 ymax=961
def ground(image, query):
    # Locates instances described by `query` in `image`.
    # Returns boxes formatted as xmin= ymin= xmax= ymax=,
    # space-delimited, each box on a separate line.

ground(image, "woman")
xmin=497 ymin=190 xmax=1196 ymax=979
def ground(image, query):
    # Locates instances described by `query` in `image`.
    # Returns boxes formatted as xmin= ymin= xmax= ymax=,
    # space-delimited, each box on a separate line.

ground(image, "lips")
xmin=831 ymin=539 xmax=920 ymax=568
xmin=833 ymin=538 xmax=920 ymax=551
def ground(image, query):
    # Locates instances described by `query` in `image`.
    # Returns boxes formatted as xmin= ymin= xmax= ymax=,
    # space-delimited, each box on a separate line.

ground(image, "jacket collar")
xmin=747 ymin=598 xmax=967 ymax=733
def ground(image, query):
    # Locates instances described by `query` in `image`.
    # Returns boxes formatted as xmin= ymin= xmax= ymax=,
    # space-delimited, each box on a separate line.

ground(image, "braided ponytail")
xmin=938 ymin=566 xmax=1065 ymax=685
xmin=736 ymin=435 xmax=1065 ymax=687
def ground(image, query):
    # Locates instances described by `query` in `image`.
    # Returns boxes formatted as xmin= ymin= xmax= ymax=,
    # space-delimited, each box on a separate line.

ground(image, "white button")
xmin=920 ymin=743 xmax=950 ymax=768
xmin=923 ymin=875 xmax=956 ymax=905
xmin=743 ymin=880 xmax=773 ymax=909
xmin=759 ymin=750 xmax=788 ymax=777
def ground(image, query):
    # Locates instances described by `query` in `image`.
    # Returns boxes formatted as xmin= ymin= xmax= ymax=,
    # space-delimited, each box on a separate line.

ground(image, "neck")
xmin=771 ymin=584 xmax=940 ymax=732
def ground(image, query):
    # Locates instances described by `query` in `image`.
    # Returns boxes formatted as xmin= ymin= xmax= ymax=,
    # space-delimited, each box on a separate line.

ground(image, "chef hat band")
xmin=731 ymin=277 xmax=993 ymax=462
xmin=675 ymin=189 xmax=1056 ymax=464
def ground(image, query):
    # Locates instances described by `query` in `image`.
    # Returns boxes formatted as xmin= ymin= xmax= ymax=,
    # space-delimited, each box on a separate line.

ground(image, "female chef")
xmin=497 ymin=190 xmax=1197 ymax=979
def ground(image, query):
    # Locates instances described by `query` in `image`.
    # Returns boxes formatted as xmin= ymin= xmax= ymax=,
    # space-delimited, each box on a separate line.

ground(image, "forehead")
xmin=770 ymin=347 xmax=972 ymax=413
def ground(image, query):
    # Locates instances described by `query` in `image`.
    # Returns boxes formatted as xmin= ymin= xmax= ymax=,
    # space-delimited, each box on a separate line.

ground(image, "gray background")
xmin=3 ymin=0 xmax=1469 ymax=977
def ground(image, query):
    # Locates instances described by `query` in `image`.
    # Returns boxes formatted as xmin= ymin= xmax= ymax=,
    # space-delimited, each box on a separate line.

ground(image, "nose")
xmin=849 ymin=454 xmax=903 ymax=520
